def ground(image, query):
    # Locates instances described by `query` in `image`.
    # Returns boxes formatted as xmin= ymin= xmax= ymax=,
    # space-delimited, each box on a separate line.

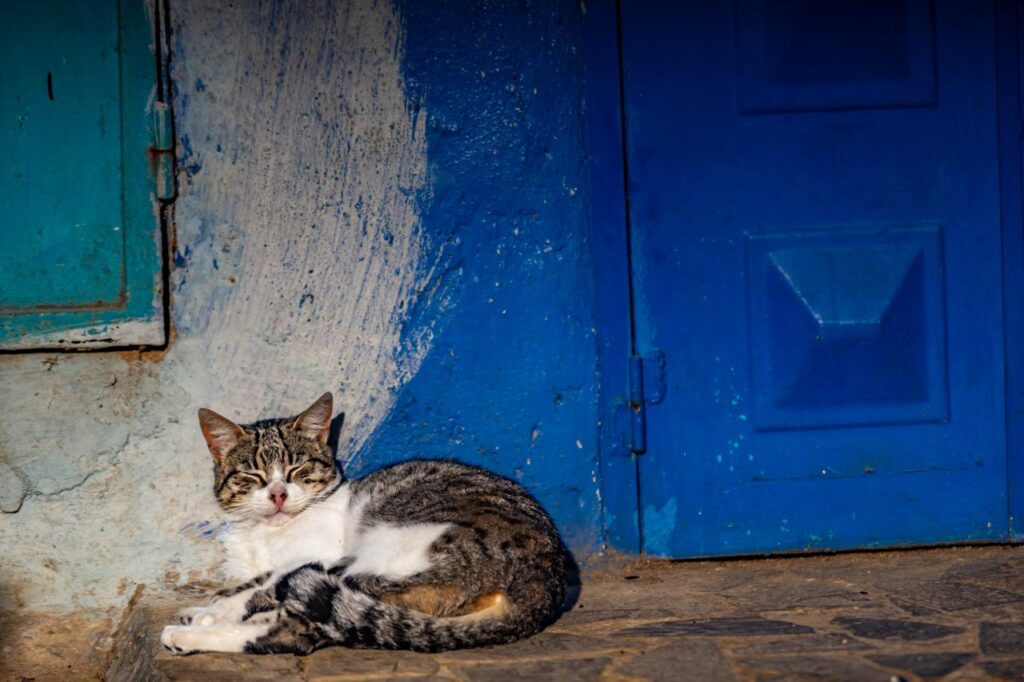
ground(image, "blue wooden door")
xmin=620 ymin=1 xmax=1010 ymax=556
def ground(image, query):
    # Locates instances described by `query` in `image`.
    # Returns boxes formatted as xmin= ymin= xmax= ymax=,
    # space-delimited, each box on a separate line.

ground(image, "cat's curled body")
xmin=161 ymin=393 xmax=567 ymax=655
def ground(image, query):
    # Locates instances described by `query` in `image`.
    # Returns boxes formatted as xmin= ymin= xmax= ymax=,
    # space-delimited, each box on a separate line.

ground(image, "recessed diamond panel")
xmin=747 ymin=227 xmax=948 ymax=430
xmin=736 ymin=0 xmax=937 ymax=113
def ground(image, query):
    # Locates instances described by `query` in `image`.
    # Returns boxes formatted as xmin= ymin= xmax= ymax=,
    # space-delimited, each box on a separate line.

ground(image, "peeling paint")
xmin=643 ymin=498 xmax=678 ymax=557
xmin=0 ymin=317 xmax=164 ymax=350
xmin=0 ymin=461 xmax=27 ymax=513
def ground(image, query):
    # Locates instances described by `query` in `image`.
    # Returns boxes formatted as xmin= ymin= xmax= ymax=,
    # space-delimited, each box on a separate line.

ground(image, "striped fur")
xmin=163 ymin=393 xmax=567 ymax=655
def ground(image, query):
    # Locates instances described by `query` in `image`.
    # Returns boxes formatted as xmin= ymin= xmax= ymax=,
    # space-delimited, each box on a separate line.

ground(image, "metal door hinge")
xmin=628 ymin=355 xmax=647 ymax=454
xmin=151 ymin=102 xmax=176 ymax=201
xmin=627 ymin=350 xmax=666 ymax=456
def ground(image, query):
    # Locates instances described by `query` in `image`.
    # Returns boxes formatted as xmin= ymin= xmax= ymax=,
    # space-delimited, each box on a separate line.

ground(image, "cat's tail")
xmin=255 ymin=562 xmax=563 ymax=653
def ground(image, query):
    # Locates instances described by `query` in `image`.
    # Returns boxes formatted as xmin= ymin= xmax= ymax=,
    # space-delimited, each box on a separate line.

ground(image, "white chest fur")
xmin=221 ymin=484 xmax=360 ymax=581
xmin=219 ymin=483 xmax=450 ymax=583
xmin=345 ymin=522 xmax=450 ymax=579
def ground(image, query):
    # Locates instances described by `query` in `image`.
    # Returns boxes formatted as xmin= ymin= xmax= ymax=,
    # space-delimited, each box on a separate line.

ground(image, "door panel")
xmin=747 ymin=225 xmax=948 ymax=430
xmin=621 ymin=1 xmax=1008 ymax=556
xmin=0 ymin=0 xmax=165 ymax=349
xmin=736 ymin=0 xmax=937 ymax=113
xmin=0 ymin=2 xmax=123 ymax=308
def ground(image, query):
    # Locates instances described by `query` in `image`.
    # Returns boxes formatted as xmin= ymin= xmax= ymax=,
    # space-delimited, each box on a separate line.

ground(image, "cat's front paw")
xmin=161 ymin=625 xmax=205 ymax=655
xmin=177 ymin=606 xmax=204 ymax=625
xmin=177 ymin=605 xmax=225 ymax=626
xmin=161 ymin=623 xmax=267 ymax=654
xmin=177 ymin=593 xmax=252 ymax=625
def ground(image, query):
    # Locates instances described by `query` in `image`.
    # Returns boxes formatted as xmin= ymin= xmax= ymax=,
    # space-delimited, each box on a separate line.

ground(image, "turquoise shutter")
xmin=0 ymin=0 xmax=167 ymax=349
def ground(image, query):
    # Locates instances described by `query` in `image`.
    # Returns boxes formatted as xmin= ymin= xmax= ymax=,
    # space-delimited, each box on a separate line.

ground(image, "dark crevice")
xmin=614 ymin=0 xmax=645 ymax=555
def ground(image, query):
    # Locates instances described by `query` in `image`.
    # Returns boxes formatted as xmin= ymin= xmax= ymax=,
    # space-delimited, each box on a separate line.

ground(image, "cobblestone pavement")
xmin=16 ymin=545 xmax=1024 ymax=681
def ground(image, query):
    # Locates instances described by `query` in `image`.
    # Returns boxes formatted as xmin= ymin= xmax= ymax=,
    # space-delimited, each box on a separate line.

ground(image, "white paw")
xmin=161 ymin=625 xmax=206 ymax=654
xmin=177 ymin=605 xmax=226 ymax=626
xmin=161 ymin=623 xmax=269 ymax=654
xmin=242 ymin=608 xmax=281 ymax=626
xmin=177 ymin=595 xmax=251 ymax=625
xmin=176 ymin=606 xmax=205 ymax=625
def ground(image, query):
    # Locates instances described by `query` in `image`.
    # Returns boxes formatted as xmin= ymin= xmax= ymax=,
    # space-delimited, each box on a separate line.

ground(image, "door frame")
xmin=997 ymin=0 xmax=1024 ymax=540
xmin=584 ymin=0 xmax=642 ymax=554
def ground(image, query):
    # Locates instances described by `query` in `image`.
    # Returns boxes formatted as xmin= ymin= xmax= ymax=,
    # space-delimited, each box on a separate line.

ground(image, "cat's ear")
xmin=290 ymin=392 xmax=333 ymax=444
xmin=198 ymin=408 xmax=245 ymax=463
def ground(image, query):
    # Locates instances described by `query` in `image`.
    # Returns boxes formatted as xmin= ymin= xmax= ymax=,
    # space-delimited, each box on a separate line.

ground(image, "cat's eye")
xmin=285 ymin=464 xmax=305 ymax=482
xmin=239 ymin=471 xmax=267 ymax=486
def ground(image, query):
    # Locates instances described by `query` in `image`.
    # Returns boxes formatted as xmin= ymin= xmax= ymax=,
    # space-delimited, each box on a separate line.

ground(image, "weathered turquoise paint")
xmin=0 ymin=0 xmax=164 ymax=349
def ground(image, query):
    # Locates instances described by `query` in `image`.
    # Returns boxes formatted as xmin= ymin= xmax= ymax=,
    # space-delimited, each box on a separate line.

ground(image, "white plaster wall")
xmin=0 ymin=0 xmax=432 ymax=613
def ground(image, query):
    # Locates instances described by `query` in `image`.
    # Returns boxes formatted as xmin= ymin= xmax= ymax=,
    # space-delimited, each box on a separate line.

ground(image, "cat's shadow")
xmin=562 ymin=547 xmax=582 ymax=613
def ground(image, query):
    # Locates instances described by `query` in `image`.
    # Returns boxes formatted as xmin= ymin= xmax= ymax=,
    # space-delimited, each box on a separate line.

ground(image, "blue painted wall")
xmin=355 ymin=0 xmax=603 ymax=553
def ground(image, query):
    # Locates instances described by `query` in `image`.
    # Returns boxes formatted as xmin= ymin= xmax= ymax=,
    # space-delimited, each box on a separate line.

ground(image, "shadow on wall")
xmin=327 ymin=413 xmax=347 ymax=460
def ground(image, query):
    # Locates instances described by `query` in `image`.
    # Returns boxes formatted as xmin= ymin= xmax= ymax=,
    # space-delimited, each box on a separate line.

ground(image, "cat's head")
xmin=197 ymin=393 xmax=341 ymax=527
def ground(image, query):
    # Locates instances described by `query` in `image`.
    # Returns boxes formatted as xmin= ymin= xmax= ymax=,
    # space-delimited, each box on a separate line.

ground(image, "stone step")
xmin=106 ymin=597 xmax=619 ymax=682
xmin=105 ymin=546 xmax=1024 ymax=681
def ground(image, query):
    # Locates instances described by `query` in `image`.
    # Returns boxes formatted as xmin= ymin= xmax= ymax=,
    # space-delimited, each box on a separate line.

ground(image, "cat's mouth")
xmin=264 ymin=510 xmax=296 ymax=527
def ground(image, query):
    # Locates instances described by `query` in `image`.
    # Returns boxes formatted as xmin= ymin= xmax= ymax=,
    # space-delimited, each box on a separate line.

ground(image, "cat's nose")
xmin=268 ymin=483 xmax=288 ymax=510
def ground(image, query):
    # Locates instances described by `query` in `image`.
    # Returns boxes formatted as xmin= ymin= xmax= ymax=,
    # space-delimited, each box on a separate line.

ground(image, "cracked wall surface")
xmin=0 ymin=0 xmax=602 ymax=617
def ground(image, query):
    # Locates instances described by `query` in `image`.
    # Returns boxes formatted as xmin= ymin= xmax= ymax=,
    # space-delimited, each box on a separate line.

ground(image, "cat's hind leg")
xmin=161 ymin=622 xmax=275 ymax=654
xmin=177 ymin=571 xmax=273 ymax=625
xmin=212 ymin=571 xmax=274 ymax=598
xmin=177 ymin=590 xmax=255 ymax=626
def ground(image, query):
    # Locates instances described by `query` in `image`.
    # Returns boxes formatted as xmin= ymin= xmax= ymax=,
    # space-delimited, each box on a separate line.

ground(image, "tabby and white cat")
xmin=160 ymin=393 xmax=567 ymax=655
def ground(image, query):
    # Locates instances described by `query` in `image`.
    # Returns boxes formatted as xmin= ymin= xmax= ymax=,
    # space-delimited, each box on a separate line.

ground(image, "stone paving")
xmin=12 ymin=545 xmax=1024 ymax=681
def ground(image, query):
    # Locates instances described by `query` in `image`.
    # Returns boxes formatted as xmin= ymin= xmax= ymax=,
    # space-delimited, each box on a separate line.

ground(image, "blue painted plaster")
xmin=354 ymin=0 xmax=603 ymax=555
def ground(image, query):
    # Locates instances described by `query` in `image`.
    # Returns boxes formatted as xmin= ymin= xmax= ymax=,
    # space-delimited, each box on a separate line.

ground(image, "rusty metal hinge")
xmin=152 ymin=102 xmax=175 ymax=201
xmin=628 ymin=355 xmax=647 ymax=455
